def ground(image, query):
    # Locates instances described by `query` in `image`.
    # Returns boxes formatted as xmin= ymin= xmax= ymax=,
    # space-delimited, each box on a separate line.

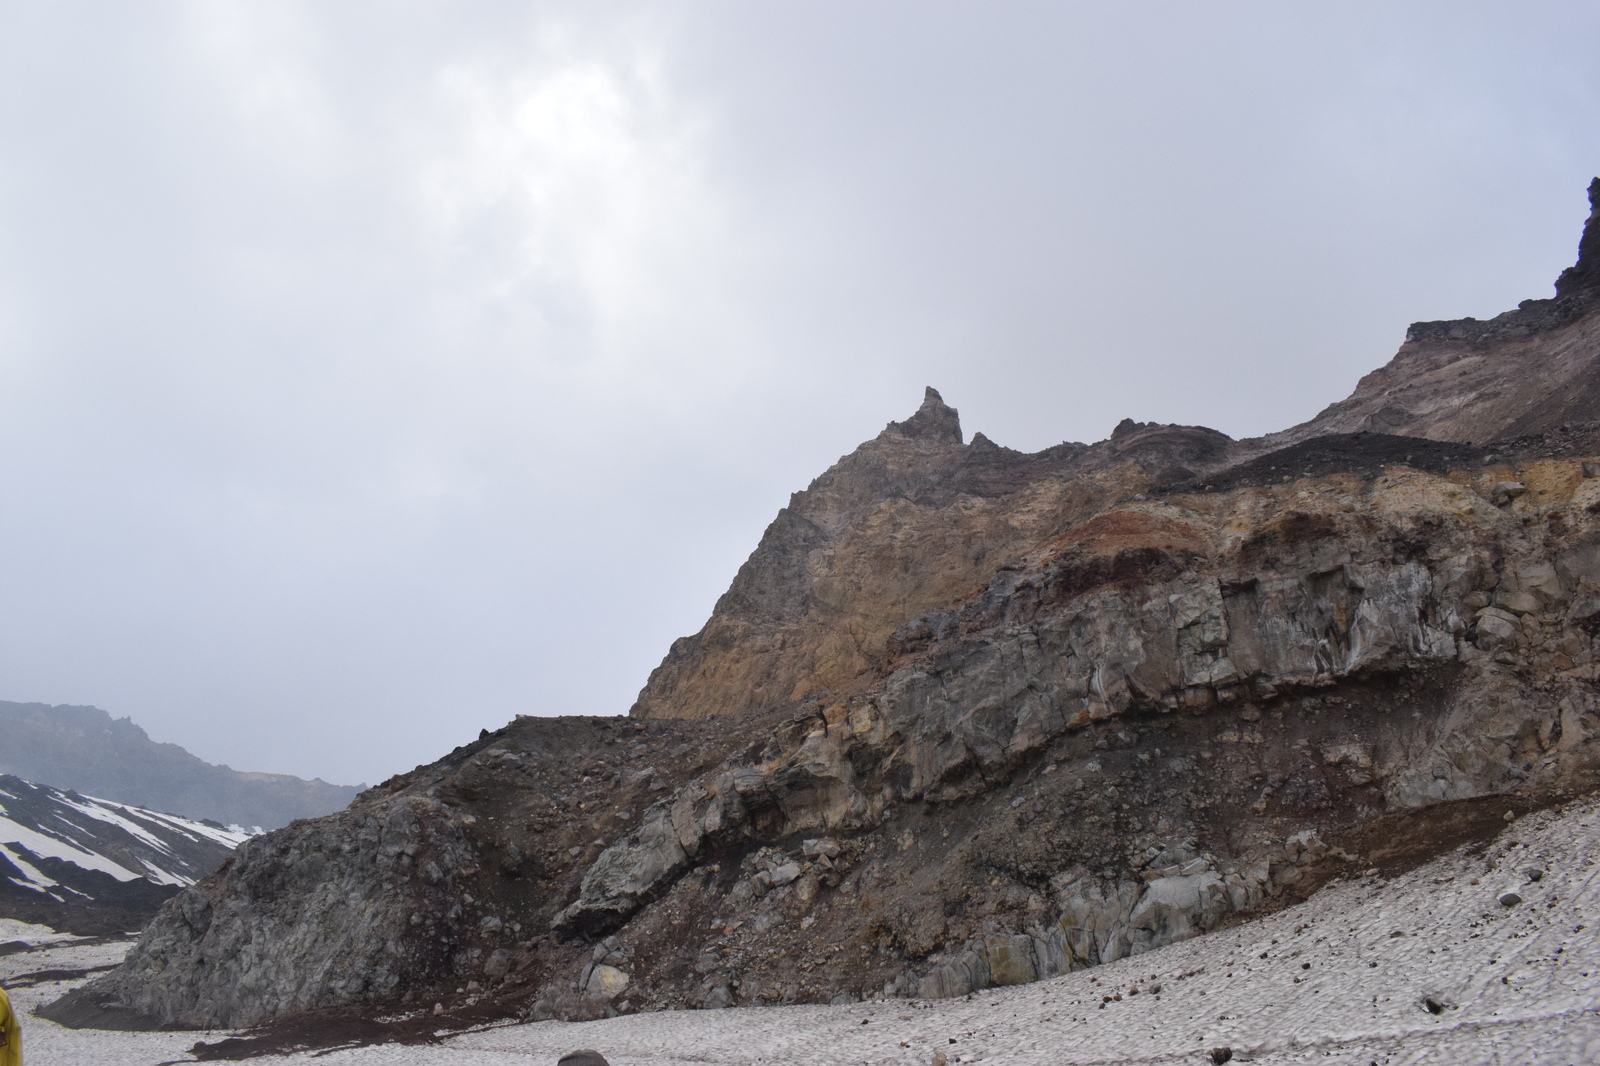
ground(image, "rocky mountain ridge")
xmin=632 ymin=182 xmax=1600 ymax=729
xmin=0 ymin=774 xmax=249 ymax=935
xmin=1253 ymin=177 xmax=1600 ymax=449
xmin=0 ymin=701 xmax=361 ymax=831
xmin=47 ymin=178 xmax=1600 ymax=1034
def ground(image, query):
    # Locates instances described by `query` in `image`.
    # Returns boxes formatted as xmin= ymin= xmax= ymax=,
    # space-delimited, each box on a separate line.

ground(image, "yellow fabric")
xmin=0 ymin=984 xmax=19 ymax=1066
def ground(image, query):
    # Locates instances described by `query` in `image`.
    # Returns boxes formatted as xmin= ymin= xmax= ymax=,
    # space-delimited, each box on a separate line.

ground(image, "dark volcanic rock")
xmin=557 ymin=1052 xmax=611 ymax=1066
xmin=50 ymin=177 xmax=1600 ymax=1033
xmin=1161 ymin=432 xmax=1486 ymax=493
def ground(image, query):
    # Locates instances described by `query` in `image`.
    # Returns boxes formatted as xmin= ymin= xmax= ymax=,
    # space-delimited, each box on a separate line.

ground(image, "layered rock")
xmin=49 ymin=178 xmax=1600 ymax=1032
xmin=630 ymin=390 xmax=1234 ymax=722
xmin=53 ymin=425 xmax=1600 ymax=1028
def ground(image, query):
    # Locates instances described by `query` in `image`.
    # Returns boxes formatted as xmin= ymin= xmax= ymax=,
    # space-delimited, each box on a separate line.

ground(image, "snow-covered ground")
xmin=8 ymin=797 xmax=1600 ymax=1065
xmin=0 ymin=775 xmax=252 ymax=892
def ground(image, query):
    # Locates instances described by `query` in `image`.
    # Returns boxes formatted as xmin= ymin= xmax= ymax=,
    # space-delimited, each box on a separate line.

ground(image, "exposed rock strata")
xmin=53 ymin=427 xmax=1600 ymax=1028
xmin=634 ymin=180 xmax=1600 ymax=727
xmin=630 ymin=390 xmax=1233 ymax=723
xmin=49 ymin=178 xmax=1600 ymax=1032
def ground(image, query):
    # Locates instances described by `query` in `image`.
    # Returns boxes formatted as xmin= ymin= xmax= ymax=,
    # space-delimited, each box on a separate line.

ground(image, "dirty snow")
xmin=0 ymin=918 xmax=75 ymax=946
xmin=0 ymin=813 xmax=144 ymax=883
xmin=57 ymin=793 xmax=254 ymax=858
xmin=0 ymin=783 xmax=253 ymax=890
xmin=8 ymin=797 xmax=1600 ymax=1065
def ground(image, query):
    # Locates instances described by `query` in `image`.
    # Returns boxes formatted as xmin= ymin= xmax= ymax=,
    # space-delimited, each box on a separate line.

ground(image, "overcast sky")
xmin=0 ymin=2 xmax=1596 ymax=786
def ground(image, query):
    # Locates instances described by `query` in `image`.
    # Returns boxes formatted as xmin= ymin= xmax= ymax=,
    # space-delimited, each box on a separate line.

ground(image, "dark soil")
xmin=1490 ymin=419 xmax=1600 ymax=464
xmin=1 ymin=962 xmax=119 ymax=988
xmin=179 ymin=1000 xmax=526 ymax=1061
xmin=1244 ymin=788 xmax=1576 ymax=921
xmin=1167 ymin=421 xmax=1600 ymax=498
xmin=1163 ymin=433 xmax=1488 ymax=494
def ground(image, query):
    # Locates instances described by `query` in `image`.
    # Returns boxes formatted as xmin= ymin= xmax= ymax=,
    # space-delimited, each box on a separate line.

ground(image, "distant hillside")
xmin=0 ymin=773 xmax=249 ymax=934
xmin=0 ymin=702 xmax=361 ymax=830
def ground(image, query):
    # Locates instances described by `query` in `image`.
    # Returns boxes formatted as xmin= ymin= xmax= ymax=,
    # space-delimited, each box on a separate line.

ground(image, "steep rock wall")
xmin=55 ymin=437 xmax=1600 ymax=1028
xmin=630 ymin=390 xmax=1235 ymax=722
xmin=51 ymin=179 xmax=1600 ymax=1033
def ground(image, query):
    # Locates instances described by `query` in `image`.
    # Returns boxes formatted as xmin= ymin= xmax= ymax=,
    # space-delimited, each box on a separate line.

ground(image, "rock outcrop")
xmin=47 ymin=178 xmax=1600 ymax=1032
xmin=629 ymin=390 xmax=1233 ymax=723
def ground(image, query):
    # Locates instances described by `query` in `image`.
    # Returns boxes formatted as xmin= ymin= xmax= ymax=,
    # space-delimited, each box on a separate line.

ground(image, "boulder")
xmin=558 ymin=1051 xmax=611 ymax=1066
xmin=585 ymin=965 xmax=630 ymax=998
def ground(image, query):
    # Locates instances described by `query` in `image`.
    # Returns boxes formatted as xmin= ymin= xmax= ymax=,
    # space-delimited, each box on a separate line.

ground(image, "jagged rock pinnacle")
xmin=1554 ymin=176 xmax=1600 ymax=303
xmin=887 ymin=386 xmax=963 ymax=445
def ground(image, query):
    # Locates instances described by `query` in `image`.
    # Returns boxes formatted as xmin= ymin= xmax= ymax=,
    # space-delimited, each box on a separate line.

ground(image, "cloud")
xmin=0 ymin=2 xmax=1598 ymax=783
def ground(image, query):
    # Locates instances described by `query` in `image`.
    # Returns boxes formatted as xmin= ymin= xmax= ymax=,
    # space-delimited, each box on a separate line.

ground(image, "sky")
xmin=0 ymin=1 xmax=1597 ymax=786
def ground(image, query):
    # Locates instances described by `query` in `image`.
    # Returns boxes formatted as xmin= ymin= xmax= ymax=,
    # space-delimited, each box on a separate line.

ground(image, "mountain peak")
xmin=885 ymin=386 xmax=963 ymax=445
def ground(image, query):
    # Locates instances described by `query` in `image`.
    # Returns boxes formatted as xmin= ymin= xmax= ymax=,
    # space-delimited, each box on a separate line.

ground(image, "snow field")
xmin=0 ymin=783 xmax=254 ymax=889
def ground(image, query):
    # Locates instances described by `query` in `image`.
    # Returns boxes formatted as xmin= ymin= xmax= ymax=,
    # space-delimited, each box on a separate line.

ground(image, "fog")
xmin=0 ymin=1 xmax=1596 ymax=784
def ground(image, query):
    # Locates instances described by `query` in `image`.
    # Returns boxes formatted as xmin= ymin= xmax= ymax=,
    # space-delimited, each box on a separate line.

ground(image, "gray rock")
xmin=557 ymin=1051 xmax=611 ymax=1066
xmin=802 ymin=837 xmax=841 ymax=859
xmin=585 ymin=965 xmax=630 ymax=998
xmin=552 ymin=804 xmax=692 ymax=938
xmin=1490 ymin=481 xmax=1527 ymax=505
xmin=40 ymin=796 xmax=473 ymax=1028
xmin=983 ymin=934 xmax=1038 ymax=986
xmin=1126 ymin=872 xmax=1228 ymax=950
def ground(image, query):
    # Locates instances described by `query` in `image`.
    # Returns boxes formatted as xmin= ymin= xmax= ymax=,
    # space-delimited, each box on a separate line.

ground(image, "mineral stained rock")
xmin=48 ymin=179 xmax=1600 ymax=1030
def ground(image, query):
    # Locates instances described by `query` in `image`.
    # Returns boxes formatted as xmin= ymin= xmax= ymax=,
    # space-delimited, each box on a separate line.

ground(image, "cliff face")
xmin=630 ymin=179 xmax=1600 ymax=728
xmin=49 ymin=179 xmax=1600 ymax=1033
xmin=629 ymin=390 xmax=1233 ymax=721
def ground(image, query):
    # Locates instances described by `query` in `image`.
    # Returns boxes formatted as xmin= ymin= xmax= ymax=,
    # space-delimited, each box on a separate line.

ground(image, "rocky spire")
xmin=885 ymin=386 xmax=963 ymax=445
xmin=1554 ymin=176 xmax=1600 ymax=304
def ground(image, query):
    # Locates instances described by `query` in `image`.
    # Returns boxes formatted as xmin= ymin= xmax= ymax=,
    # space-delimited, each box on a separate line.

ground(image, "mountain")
xmin=631 ymin=183 xmax=1600 ymax=726
xmin=0 ymin=701 xmax=361 ymax=831
xmin=0 ymin=774 xmax=249 ymax=935
xmin=1258 ymin=176 xmax=1600 ymax=449
xmin=47 ymin=178 xmax=1600 ymax=1033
